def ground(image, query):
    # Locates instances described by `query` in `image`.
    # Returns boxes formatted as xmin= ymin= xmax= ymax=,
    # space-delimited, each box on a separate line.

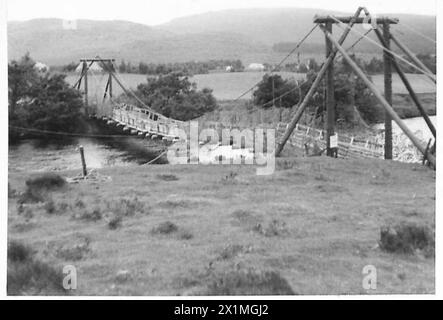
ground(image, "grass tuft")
xmin=205 ymin=268 xmax=295 ymax=295
xmin=151 ymin=221 xmax=178 ymax=235
xmin=156 ymin=174 xmax=179 ymax=181
xmin=25 ymin=173 xmax=66 ymax=191
xmin=379 ymin=223 xmax=434 ymax=256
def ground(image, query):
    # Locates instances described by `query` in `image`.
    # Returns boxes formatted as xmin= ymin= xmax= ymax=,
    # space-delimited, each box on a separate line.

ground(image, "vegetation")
xmin=8 ymin=54 xmax=85 ymax=141
xmin=8 ymin=157 xmax=435 ymax=295
xmin=379 ymin=223 xmax=434 ymax=256
xmin=252 ymin=55 xmax=384 ymax=124
xmin=121 ymin=72 xmax=217 ymax=121
xmin=115 ymin=59 xmax=244 ymax=75
xmin=365 ymin=53 xmax=436 ymax=75
xmin=205 ymin=268 xmax=295 ymax=295
xmin=8 ymin=241 xmax=65 ymax=295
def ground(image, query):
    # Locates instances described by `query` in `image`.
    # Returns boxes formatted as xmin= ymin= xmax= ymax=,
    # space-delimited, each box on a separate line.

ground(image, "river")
xmin=373 ymin=115 xmax=436 ymax=142
xmin=8 ymin=136 xmax=167 ymax=174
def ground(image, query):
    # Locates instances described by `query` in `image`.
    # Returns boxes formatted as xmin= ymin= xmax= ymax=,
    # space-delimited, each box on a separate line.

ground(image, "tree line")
xmin=56 ymin=59 xmax=245 ymax=76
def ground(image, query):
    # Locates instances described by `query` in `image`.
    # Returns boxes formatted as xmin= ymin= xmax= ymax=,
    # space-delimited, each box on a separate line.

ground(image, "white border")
xmin=0 ymin=0 xmax=441 ymax=300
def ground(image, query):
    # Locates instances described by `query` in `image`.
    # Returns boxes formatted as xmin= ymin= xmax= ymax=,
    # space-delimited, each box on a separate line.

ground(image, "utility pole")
xmin=325 ymin=22 xmax=335 ymax=157
xmin=383 ymin=22 xmax=393 ymax=160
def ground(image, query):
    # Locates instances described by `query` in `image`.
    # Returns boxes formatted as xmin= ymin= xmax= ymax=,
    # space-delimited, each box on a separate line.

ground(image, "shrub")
xmin=379 ymin=223 xmax=434 ymax=256
xmin=108 ymin=215 xmax=123 ymax=230
xmin=74 ymin=208 xmax=102 ymax=222
xmin=54 ymin=237 xmax=90 ymax=261
xmin=178 ymin=230 xmax=194 ymax=240
xmin=74 ymin=199 xmax=85 ymax=209
xmin=8 ymin=241 xmax=34 ymax=262
xmin=151 ymin=221 xmax=178 ymax=235
xmin=25 ymin=173 xmax=66 ymax=191
xmin=44 ymin=200 xmax=57 ymax=214
xmin=7 ymin=241 xmax=65 ymax=295
xmin=205 ymin=268 xmax=295 ymax=295
xmin=156 ymin=174 xmax=179 ymax=181
xmin=253 ymin=219 xmax=288 ymax=237
xmin=217 ymin=244 xmax=248 ymax=260
xmin=18 ymin=188 xmax=45 ymax=204
xmin=110 ymin=197 xmax=145 ymax=217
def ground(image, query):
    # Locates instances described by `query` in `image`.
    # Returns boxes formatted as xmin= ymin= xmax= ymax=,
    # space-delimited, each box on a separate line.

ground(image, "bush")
xmin=253 ymin=219 xmax=288 ymax=237
xmin=25 ymin=173 xmax=66 ymax=191
xmin=73 ymin=208 xmax=102 ymax=222
xmin=7 ymin=241 xmax=65 ymax=295
xmin=8 ymin=241 xmax=34 ymax=262
xmin=379 ymin=223 xmax=434 ymax=256
xmin=108 ymin=197 xmax=145 ymax=217
xmin=108 ymin=215 xmax=123 ymax=230
xmin=156 ymin=174 xmax=179 ymax=181
xmin=205 ymin=268 xmax=295 ymax=295
xmin=18 ymin=188 xmax=45 ymax=204
xmin=151 ymin=221 xmax=178 ymax=235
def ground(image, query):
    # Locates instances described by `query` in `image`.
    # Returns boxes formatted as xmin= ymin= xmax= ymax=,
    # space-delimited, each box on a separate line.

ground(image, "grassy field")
xmin=8 ymin=157 xmax=435 ymax=295
xmin=65 ymin=71 xmax=436 ymax=102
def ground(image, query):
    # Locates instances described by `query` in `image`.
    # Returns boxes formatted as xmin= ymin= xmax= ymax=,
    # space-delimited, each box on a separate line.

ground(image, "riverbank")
xmin=8 ymin=157 xmax=435 ymax=295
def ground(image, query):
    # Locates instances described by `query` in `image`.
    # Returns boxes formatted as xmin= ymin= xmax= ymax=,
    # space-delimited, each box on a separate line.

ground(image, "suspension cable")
xmin=232 ymin=23 xmax=320 ymax=101
xmin=329 ymin=15 xmax=436 ymax=82
xmin=398 ymin=22 xmax=436 ymax=44
xmin=9 ymin=125 xmax=137 ymax=138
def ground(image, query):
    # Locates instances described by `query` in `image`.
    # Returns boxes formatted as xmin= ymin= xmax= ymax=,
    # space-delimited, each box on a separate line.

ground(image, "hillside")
xmin=7 ymin=8 xmax=436 ymax=65
xmin=159 ymin=8 xmax=436 ymax=54
xmin=7 ymin=18 xmax=269 ymax=65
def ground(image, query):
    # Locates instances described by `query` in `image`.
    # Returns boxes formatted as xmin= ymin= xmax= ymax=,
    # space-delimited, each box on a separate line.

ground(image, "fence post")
xmin=79 ymin=146 xmax=87 ymax=177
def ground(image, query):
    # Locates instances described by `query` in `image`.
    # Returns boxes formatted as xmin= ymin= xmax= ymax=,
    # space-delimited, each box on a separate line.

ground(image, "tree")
xmin=252 ymin=74 xmax=302 ymax=109
xmin=134 ymin=72 xmax=217 ymax=121
xmin=25 ymin=74 xmax=84 ymax=132
xmin=9 ymin=54 xmax=85 ymax=139
xmin=8 ymin=53 xmax=38 ymax=118
xmin=252 ymin=58 xmax=383 ymax=125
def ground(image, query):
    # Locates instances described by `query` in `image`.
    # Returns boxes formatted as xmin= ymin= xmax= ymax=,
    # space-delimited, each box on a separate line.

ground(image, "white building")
xmin=246 ymin=63 xmax=265 ymax=72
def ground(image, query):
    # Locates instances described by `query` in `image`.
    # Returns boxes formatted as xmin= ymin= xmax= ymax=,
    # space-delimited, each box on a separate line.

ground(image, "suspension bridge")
xmin=74 ymin=6 xmax=436 ymax=167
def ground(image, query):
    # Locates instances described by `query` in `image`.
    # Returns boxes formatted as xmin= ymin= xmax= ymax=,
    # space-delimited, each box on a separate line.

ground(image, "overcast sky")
xmin=7 ymin=0 xmax=437 ymax=25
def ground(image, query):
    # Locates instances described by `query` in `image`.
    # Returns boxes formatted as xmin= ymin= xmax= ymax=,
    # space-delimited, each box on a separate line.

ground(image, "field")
xmin=8 ymin=157 xmax=435 ymax=295
xmin=65 ymin=71 xmax=436 ymax=102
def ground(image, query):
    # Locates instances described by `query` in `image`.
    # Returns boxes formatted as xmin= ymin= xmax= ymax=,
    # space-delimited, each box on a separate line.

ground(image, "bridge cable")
xmin=9 ymin=125 xmax=137 ymax=139
xmin=232 ymin=23 xmax=320 ymax=102
xmin=329 ymin=15 xmax=436 ymax=82
xmin=398 ymin=21 xmax=436 ymax=44
xmin=255 ymin=30 xmax=376 ymax=110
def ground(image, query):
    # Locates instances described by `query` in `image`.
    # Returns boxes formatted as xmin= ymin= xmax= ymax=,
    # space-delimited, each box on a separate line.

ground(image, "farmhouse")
xmin=246 ymin=63 xmax=265 ymax=72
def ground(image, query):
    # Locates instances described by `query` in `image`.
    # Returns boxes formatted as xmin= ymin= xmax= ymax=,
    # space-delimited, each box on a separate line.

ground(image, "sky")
xmin=6 ymin=0 xmax=437 ymax=25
